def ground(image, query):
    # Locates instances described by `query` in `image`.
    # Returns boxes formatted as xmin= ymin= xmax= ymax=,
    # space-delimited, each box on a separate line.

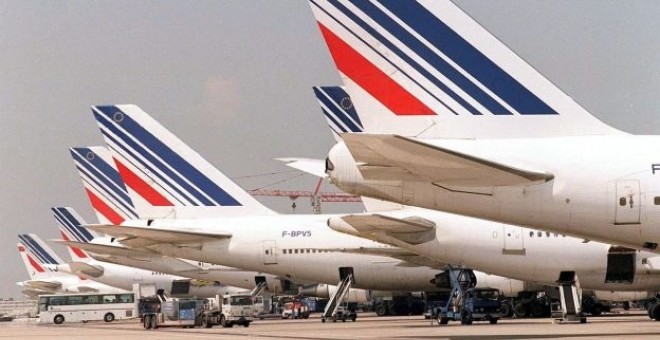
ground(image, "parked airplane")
xmin=310 ymin=85 xmax=660 ymax=298
xmin=65 ymin=146 xmax=297 ymax=294
xmin=74 ymin=104 xmax=524 ymax=297
xmin=53 ymin=206 xmax=244 ymax=298
xmin=309 ymin=0 xmax=660 ymax=254
xmin=16 ymin=234 xmax=123 ymax=297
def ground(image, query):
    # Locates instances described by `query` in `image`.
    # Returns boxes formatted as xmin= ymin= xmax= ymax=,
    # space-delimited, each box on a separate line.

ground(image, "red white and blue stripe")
xmin=18 ymin=234 xmax=62 ymax=269
xmin=71 ymin=147 xmax=138 ymax=224
xmin=92 ymin=105 xmax=243 ymax=207
xmin=314 ymin=86 xmax=363 ymax=135
xmin=309 ymin=0 xmax=557 ymax=116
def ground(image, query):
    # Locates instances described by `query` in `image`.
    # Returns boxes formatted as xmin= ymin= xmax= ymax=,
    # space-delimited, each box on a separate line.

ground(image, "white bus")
xmin=38 ymin=292 xmax=137 ymax=324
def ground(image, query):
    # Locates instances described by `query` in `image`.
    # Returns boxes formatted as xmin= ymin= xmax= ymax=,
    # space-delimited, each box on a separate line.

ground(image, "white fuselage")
xmin=329 ymin=206 xmax=660 ymax=292
xmin=119 ymin=214 xmax=515 ymax=292
xmin=328 ymin=135 xmax=660 ymax=253
xmin=55 ymin=259 xmax=243 ymax=298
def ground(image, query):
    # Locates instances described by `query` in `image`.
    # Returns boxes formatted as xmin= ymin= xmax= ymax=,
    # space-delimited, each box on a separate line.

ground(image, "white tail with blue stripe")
xmin=309 ymin=0 xmax=621 ymax=138
xmin=91 ymin=105 xmax=274 ymax=219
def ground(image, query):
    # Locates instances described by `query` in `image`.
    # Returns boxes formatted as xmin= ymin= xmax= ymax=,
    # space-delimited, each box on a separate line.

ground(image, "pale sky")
xmin=2 ymin=0 xmax=660 ymax=299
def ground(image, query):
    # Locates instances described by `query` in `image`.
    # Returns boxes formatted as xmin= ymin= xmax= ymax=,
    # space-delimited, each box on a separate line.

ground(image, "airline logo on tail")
xmin=91 ymin=104 xmax=274 ymax=218
xmin=310 ymin=0 xmax=556 ymax=116
xmin=18 ymin=234 xmax=61 ymax=271
xmin=92 ymin=105 xmax=242 ymax=207
xmin=70 ymin=147 xmax=138 ymax=224
xmin=52 ymin=207 xmax=95 ymax=260
xmin=17 ymin=242 xmax=45 ymax=273
xmin=313 ymin=86 xmax=363 ymax=135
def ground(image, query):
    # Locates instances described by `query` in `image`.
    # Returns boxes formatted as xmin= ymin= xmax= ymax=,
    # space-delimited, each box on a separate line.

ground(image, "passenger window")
xmin=619 ymin=197 xmax=627 ymax=206
xmin=265 ymin=250 xmax=269 ymax=255
xmin=546 ymin=232 xmax=550 ymax=237
xmin=529 ymin=231 xmax=534 ymax=237
xmin=537 ymin=231 xmax=542 ymax=237
xmin=655 ymin=197 xmax=660 ymax=205
xmin=294 ymin=249 xmax=299 ymax=254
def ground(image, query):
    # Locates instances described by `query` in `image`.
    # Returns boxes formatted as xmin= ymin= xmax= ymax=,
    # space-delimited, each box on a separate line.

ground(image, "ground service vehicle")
xmin=38 ymin=292 xmax=136 ymax=324
xmin=200 ymin=294 xmax=254 ymax=328
xmin=140 ymin=296 xmax=199 ymax=329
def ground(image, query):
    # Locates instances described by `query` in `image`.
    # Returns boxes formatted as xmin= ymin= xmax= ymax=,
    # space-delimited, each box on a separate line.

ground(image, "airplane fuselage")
xmin=121 ymin=214 xmax=518 ymax=293
xmin=328 ymin=135 xmax=660 ymax=253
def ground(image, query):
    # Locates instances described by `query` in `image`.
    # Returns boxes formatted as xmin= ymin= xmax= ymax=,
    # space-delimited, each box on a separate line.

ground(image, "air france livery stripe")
xmin=71 ymin=147 xmax=138 ymax=221
xmin=52 ymin=207 xmax=94 ymax=243
xmin=18 ymin=234 xmax=60 ymax=265
xmin=311 ymin=0 xmax=557 ymax=116
xmin=313 ymin=86 xmax=363 ymax=134
xmin=93 ymin=106 xmax=242 ymax=206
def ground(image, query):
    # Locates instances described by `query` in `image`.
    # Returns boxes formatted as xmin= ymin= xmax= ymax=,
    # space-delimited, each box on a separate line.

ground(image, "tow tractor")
xmin=435 ymin=267 xmax=503 ymax=325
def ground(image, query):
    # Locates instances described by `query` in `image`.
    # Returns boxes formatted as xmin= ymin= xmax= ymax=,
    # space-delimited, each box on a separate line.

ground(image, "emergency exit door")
xmin=615 ymin=180 xmax=641 ymax=225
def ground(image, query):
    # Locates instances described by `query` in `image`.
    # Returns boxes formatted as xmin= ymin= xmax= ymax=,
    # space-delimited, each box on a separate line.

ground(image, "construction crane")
xmin=248 ymin=178 xmax=361 ymax=214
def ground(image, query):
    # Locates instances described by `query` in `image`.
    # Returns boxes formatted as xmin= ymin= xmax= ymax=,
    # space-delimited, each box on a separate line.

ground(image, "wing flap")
xmin=342 ymin=133 xmax=553 ymax=187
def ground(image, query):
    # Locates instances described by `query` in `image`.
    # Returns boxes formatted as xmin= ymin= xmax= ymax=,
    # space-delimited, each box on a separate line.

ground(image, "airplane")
xmin=65 ymin=146 xmax=300 ymax=295
xmin=70 ymin=104 xmax=525 ymax=300
xmin=53 ymin=206 xmax=245 ymax=298
xmin=308 ymin=0 xmax=660 ymax=254
xmin=16 ymin=234 xmax=123 ymax=297
xmin=288 ymin=85 xmax=660 ymax=317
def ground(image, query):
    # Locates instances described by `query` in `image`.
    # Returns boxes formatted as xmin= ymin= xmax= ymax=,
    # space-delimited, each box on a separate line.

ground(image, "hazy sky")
xmin=2 ymin=0 xmax=660 ymax=299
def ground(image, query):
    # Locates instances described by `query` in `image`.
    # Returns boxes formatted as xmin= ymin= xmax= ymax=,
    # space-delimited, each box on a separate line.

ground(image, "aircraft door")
xmin=263 ymin=240 xmax=278 ymax=265
xmin=502 ymin=225 xmax=525 ymax=255
xmin=615 ymin=180 xmax=641 ymax=224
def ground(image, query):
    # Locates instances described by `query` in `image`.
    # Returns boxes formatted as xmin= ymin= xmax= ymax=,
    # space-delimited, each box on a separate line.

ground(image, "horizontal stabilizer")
xmin=21 ymin=280 xmax=62 ymax=290
xmin=329 ymin=214 xmax=436 ymax=245
xmin=277 ymin=158 xmax=327 ymax=178
xmin=84 ymin=224 xmax=232 ymax=248
xmin=61 ymin=262 xmax=105 ymax=278
xmin=52 ymin=240 xmax=158 ymax=257
xmin=343 ymin=133 xmax=553 ymax=187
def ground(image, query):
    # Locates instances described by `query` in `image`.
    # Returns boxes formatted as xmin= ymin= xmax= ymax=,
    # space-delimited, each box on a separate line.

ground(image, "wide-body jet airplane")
xmin=67 ymin=105 xmax=523 ymax=297
xmin=306 ymin=86 xmax=660 ymax=299
xmin=308 ymin=0 xmax=660 ymax=254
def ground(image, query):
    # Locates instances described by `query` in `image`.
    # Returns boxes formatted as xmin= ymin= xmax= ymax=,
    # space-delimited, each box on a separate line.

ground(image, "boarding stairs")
xmin=321 ymin=274 xmax=354 ymax=322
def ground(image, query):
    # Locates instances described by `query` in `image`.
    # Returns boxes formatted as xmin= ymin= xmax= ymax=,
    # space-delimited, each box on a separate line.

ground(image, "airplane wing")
xmin=83 ymin=224 xmax=232 ymax=248
xmin=328 ymin=214 xmax=436 ymax=245
xmin=277 ymin=158 xmax=327 ymax=178
xmin=342 ymin=133 xmax=554 ymax=187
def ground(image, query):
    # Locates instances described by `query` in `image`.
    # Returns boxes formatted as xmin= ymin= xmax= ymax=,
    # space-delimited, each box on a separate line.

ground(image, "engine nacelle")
xmin=300 ymin=283 xmax=370 ymax=303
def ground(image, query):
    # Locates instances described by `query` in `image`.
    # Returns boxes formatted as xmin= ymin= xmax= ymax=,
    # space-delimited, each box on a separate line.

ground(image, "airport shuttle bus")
xmin=38 ymin=292 xmax=137 ymax=324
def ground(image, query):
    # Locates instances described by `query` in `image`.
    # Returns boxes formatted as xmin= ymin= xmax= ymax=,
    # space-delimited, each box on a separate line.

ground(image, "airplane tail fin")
xmin=52 ymin=207 xmax=97 ymax=262
xmin=17 ymin=234 xmax=63 ymax=280
xmin=313 ymin=86 xmax=363 ymax=142
xmin=91 ymin=105 xmax=275 ymax=219
xmin=70 ymin=146 xmax=138 ymax=224
xmin=309 ymin=0 xmax=621 ymax=138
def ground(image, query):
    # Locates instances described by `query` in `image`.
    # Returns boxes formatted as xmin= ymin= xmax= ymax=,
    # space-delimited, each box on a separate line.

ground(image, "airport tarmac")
xmin=1 ymin=312 xmax=658 ymax=340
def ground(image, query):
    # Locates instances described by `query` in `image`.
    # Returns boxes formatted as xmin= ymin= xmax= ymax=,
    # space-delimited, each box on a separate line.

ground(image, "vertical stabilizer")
xmin=70 ymin=146 xmax=138 ymax=224
xmin=17 ymin=234 xmax=64 ymax=280
xmin=91 ymin=105 xmax=275 ymax=218
xmin=52 ymin=207 xmax=97 ymax=262
xmin=309 ymin=0 xmax=621 ymax=138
